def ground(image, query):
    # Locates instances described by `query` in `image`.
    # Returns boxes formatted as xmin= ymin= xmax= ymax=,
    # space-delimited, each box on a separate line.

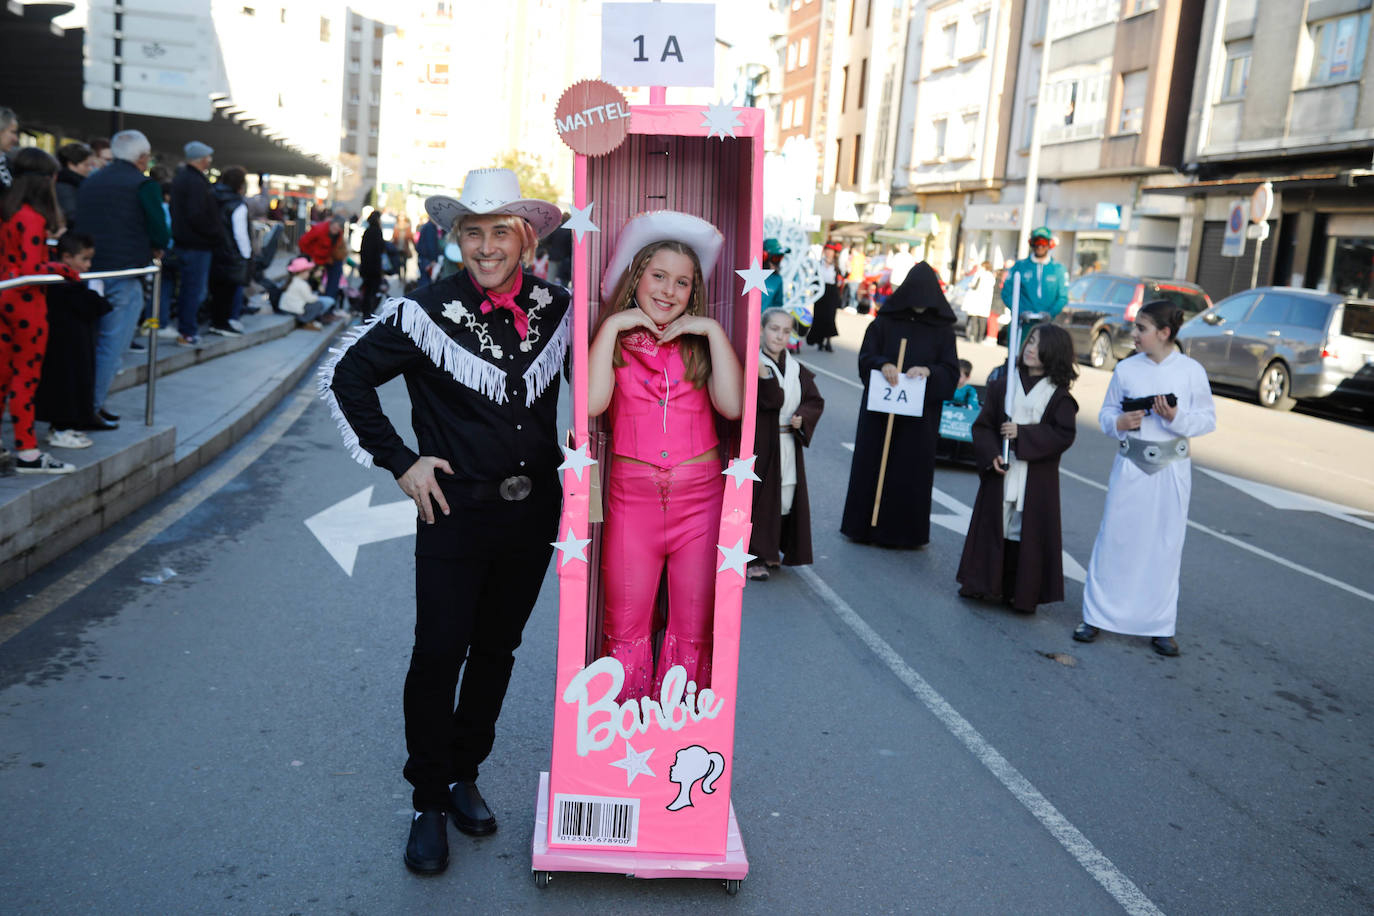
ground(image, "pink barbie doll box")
xmin=535 ymin=102 xmax=764 ymax=878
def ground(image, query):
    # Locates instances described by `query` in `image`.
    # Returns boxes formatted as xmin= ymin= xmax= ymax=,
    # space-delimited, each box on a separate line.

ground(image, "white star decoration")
xmin=722 ymin=455 xmax=760 ymax=490
xmin=551 ymin=527 xmax=591 ymax=567
xmin=717 ymin=538 xmax=755 ymax=577
xmin=563 ymin=202 xmax=599 ymax=243
xmin=701 ymin=101 xmax=742 ymax=140
xmin=736 ymin=258 xmax=772 ymax=297
xmin=609 ymin=741 xmax=656 ymax=787
xmin=558 ymin=443 xmax=598 ymax=482
xmin=529 ymin=285 xmax=553 ymax=308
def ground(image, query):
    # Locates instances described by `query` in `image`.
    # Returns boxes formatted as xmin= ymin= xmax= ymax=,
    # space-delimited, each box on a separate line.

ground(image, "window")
xmin=942 ymin=22 xmax=958 ymax=64
xmin=866 ymin=0 xmax=873 ymax=28
xmin=849 ymin=0 xmax=858 ymax=34
xmin=1308 ymin=12 xmax=1369 ymax=85
xmin=962 ymin=111 xmax=979 ymax=157
xmin=320 ymin=15 xmax=331 ymax=41
xmin=799 ymin=37 xmax=810 ymax=68
xmin=973 ymin=10 xmax=990 ymax=52
xmin=1213 ymin=293 xmax=1256 ymax=322
xmin=241 ymin=6 xmax=256 ymax=15
xmin=1220 ymin=41 xmax=1250 ymax=100
xmin=834 ymin=138 xmax=844 ymax=185
xmin=1118 ymin=69 xmax=1146 ymax=134
xmin=1107 ymin=281 xmax=1138 ymax=305
xmin=1246 ymin=295 xmax=1289 ymax=326
xmin=933 ymin=117 xmax=948 ymax=158
xmin=851 ymin=133 xmax=863 ymax=185
xmin=1285 ymin=297 xmax=1333 ymax=330
xmin=787 ymin=42 xmax=798 ymax=71
xmin=793 ymin=96 xmax=806 ymax=129
xmin=280 ymin=8 xmax=286 ymax=23
xmin=1071 ymin=276 xmax=1113 ymax=302
xmin=1023 ymin=101 xmax=1037 ymax=148
xmin=840 ymin=65 xmax=849 ymax=113
xmin=782 ymin=99 xmax=794 ymax=128
xmin=1127 ymin=0 xmax=1158 ymax=13
xmin=857 ymin=58 xmax=868 ymax=109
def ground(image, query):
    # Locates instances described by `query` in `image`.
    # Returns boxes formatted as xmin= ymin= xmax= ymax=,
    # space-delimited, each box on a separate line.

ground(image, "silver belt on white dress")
xmin=1118 ymin=436 xmax=1189 ymax=475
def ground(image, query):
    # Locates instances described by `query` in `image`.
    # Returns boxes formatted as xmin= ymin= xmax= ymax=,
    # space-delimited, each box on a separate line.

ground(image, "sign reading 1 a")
xmin=602 ymin=2 xmax=716 ymax=89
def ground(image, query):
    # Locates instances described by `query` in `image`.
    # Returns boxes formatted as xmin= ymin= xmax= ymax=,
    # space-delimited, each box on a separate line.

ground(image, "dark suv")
xmin=1053 ymin=273 xmax=1211 ymax=368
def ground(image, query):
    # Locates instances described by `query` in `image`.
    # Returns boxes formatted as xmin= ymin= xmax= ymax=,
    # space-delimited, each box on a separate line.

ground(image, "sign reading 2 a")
xmin=601 ymin=2 xmax=716 ymax=88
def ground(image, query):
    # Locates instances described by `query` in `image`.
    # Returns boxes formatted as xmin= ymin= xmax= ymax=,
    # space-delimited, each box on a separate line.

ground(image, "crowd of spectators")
xmin=0 ymin=103 xmax=420 ymax=477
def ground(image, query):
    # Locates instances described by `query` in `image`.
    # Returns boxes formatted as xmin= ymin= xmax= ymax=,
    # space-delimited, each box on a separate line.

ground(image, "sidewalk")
xmin=0 ymin=305 xmax=345 ymax=591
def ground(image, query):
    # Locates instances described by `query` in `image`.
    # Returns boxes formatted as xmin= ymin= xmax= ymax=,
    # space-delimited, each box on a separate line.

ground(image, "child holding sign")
xmin=588 ymin=211 xmax=744 ymax=701
xmin=840 ymin=262 xmax=959 ymax=548
xmin=956 ymin=324 xmax=1078 ymax=613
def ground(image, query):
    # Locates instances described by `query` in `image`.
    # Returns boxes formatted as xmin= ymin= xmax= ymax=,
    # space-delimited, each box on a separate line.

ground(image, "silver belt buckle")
xmin=498 ymin=475 xmax=533 ymax=501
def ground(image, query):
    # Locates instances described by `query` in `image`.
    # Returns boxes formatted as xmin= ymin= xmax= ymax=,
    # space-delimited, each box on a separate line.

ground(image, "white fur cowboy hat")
xmin=600 ymin=210 xmax=725 ymax=300
xmin=424 ymin=168 xmax=563 ymax=238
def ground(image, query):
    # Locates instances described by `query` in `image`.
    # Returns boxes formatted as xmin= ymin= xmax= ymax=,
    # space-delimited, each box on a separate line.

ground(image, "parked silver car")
xmin=1177 ymin=287 xmax=1374 ymax=410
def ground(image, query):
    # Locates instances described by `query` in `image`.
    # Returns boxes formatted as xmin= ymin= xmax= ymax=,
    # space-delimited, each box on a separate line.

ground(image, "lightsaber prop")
xmin=1001 ymin=274 xmax=1021 ymax=466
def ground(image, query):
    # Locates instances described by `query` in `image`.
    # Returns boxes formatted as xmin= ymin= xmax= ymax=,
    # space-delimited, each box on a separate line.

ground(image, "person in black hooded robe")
xmin=840 ymin=261 xmax=959 ymax=548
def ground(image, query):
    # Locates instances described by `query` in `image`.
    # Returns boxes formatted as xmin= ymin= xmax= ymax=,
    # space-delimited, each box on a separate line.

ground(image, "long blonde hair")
xmin=595 ymin=240 xmax=711 ymax=388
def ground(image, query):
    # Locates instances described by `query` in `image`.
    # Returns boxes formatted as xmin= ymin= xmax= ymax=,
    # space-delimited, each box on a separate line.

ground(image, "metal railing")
xmin=0 ymin=260 xmax=163 ymax=425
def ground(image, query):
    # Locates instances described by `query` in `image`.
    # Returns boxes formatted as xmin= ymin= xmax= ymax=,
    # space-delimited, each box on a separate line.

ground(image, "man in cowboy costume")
xmin=321 ymin=168 xmax=569 ymax=875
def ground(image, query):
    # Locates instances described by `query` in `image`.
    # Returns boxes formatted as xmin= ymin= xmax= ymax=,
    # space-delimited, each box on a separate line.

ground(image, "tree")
xmin=485 ymin=151 xmax=563 ymax=205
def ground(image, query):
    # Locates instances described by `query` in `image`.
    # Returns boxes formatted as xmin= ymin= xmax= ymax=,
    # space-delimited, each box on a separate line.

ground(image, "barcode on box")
xmin=553 ymin=793 xmax=639 ymax=846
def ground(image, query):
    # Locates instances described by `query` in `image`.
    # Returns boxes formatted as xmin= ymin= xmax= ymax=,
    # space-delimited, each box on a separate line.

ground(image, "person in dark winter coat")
xmin=208 ymin=166 xmax=250 ymax=336
xmin=839 ymin=261 xmax=959 ymax=548
xmin=806 ymin=241 xmax=842 ymax=350
xmin=54 ymin=142 xmax=95 ymax=228
xmin=170 ymin=141 xmax=223 ymax=345
xmin=359 ymin=210 xmax=385 ymax=317
xmin=956 ymin=323 xmax=1078 ymax=612
xmin=35 ymin=233 xmax=111 ymax=445
xmin=749 ymin=307 xmax=824 ymax=579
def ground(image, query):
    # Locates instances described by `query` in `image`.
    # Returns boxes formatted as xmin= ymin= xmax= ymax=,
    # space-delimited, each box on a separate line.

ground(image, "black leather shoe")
xmin=448 ymin=781 xmax=497 ymax=836
xmin=76 ymin=415 xmax=119 ymax=431
xmin=1072 ymin=622 xmax=1100 ymax=643
xmin=98 ymin=408 xmax=120 ymax=422
xmin=1151 ymin=636 xmax=1180 ymax=657
xmin=404 ymin=810 xmax=449 ymax=875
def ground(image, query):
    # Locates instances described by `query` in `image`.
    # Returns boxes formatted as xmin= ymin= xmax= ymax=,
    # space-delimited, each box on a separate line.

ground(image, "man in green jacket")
xmin=1000 ymin=226 xmax=1068 ymax=324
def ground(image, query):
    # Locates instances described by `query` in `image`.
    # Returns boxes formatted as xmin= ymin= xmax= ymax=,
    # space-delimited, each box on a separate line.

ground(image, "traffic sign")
xmin=1221 ymin=200 xmax=1246 ymax=257
xmin=1250 ymin=181 xmax=1274 ymax=224
xmin=84 ymin=0 xmax=216 ymax=121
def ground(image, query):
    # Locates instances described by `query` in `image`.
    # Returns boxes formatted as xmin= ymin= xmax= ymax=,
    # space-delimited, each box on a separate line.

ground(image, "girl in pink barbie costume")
xmin=588 ymin=211 xmax=745 ymax=702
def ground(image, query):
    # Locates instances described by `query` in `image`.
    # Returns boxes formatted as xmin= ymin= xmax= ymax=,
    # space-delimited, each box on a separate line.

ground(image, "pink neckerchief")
xmin=475 ymin=269 xmax=528 ymax=339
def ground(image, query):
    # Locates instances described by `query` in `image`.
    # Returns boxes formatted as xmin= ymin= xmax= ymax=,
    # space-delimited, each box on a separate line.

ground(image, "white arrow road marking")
xmin=843 ymin=442 xmax=1086 ymax=581
xmin=305 ymin=486 xmax=415 ymax=576
xmin=1199 ymin=468 xmax=1374 ymax=531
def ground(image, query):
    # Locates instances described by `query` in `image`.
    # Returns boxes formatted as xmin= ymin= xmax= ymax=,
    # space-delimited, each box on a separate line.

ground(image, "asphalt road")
xmin=1 ymin=314 xmax=1370 ymax=914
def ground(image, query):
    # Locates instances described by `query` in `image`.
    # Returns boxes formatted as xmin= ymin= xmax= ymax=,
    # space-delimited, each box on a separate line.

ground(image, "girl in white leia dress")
xmin=1074 ymin=300 xmax=1216 ymax=656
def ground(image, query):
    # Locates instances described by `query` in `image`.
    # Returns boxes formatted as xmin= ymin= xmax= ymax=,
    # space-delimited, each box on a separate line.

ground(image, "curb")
xmin=0 ymin=319 xmax=344 ymax=592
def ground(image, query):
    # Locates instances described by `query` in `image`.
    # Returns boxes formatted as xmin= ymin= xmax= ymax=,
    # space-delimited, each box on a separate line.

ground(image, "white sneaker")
xmin=228 ymin=318 xmax=246 ymax=334
xmin=48 ymin=429 xmax=94 ymax=449
xmin=208 ymin=326 xmax=242 ymax=338
xmin=157 ymin=327 xmax=179 ymax=339
xmin=15 ymin=452 xmax=76 ymax=474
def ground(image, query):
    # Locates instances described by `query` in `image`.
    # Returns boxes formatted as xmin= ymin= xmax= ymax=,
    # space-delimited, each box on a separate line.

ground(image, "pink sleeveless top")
xmin=608 ymin=331 xmax=718 ymax=468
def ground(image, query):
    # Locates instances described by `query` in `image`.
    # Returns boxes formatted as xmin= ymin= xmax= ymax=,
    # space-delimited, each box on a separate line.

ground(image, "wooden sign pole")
xmin=870 ymin=337 xmax=908 ymax=527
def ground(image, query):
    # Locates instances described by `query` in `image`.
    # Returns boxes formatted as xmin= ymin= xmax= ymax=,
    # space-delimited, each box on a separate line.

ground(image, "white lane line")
xmin=0 ymin=385 xmax=319 ymax=647
xmin=1059 ymin=467 xmax=1374 ymax=604
xmin=794 ymin=565 xmax=1165 ymax=916
xmin=1198 ymin=467 xmax=1374 ymax=531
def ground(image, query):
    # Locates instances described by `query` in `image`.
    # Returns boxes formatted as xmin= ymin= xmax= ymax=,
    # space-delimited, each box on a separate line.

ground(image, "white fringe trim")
xmin=523 ymin=309 xmax=571 ymax=407
xmin=395 ymin=297 xmax=509 ymax=403
xmin=315 ymin=299 xmax=405 ymax=468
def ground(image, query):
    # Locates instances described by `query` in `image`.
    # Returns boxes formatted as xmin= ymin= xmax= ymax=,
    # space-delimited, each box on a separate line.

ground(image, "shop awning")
xmin=1 ymin=2 xmax=331 ymax=176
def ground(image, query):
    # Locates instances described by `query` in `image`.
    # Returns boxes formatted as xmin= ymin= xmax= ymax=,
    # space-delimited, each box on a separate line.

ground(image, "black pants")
xmin=402 ymin=483 xmax=559 ymax=811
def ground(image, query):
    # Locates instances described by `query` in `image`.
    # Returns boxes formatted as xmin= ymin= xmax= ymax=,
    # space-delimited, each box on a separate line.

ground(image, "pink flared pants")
xmin=600 ymin=459 xmax=724 ymax=701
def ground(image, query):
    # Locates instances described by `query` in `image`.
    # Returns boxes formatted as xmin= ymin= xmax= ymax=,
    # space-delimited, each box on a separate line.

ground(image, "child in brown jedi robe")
xmin=956 ymin=323 xmax=1078 ymax=613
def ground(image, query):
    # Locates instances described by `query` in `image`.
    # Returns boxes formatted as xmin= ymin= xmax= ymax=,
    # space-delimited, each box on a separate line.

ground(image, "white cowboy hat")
xmin=424 ymin=168 xmax=563 ymax=238
xmin=600 ymin=210 xmax=725 ymax=300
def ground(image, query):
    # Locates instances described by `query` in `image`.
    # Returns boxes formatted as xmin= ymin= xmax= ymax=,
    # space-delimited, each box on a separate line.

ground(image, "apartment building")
xmin=813 ymin=0 xmax=912 ymax=234
xmin=336 ymin=10 xmax=391 ymax=212
xmin=1151 ymin=0 xmax=1374 ymax=301
xmin=889 ymin=0 xmax=1022 ymax=278
xmin=780 ymin=0 xmax=827 ymax=148
xmin=1001 ymin=0 xmax=1203 ymax=278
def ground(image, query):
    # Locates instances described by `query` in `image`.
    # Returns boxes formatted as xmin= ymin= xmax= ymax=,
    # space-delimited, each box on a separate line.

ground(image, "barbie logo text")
xmin=562 ymin=657 xmax=725 ymax=756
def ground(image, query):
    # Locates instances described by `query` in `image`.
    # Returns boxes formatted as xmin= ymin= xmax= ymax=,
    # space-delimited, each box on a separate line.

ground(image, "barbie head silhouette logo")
xmin=666 ymin=745 xmax=725 ymax=812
